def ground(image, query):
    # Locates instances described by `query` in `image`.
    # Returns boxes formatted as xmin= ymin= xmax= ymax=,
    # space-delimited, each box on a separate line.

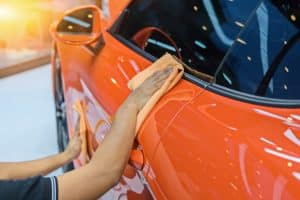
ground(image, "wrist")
xmin=60 ymin=151 xmax=73 ymax=164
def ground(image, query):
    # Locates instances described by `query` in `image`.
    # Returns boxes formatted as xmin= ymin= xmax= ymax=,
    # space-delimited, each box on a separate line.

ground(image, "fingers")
xmin=127 ymin=66 xmax=175 ymax=111
xmin=149 ymin=66 xmax=173 ymax=88
xmin=164 ymin=66 xmax=174 ymax=74
xmin=74 ymin=116 xmax=81 ymax=137
xmin=151 ymin=66 xmax=173 ymax=81
xmin=65 ymin=135 xmax=82 ymax=160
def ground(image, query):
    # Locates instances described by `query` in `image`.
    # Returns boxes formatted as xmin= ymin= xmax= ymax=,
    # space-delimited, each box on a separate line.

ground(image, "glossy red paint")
xmin=50 ymin=1 xmax=300 ymax=199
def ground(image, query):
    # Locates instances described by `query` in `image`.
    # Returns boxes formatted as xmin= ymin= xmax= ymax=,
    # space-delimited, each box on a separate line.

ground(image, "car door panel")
xmin=137 ymin=80 xmax=206 ymax=199
xmin=151 ymin=89 xmax=300 ymax=199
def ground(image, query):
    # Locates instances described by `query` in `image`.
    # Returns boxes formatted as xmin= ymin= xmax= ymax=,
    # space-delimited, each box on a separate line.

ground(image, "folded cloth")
xmin=128 ymin=53 xmax=184 ymax=132
xmin=73 ymin=101 xmax=89 ymax=164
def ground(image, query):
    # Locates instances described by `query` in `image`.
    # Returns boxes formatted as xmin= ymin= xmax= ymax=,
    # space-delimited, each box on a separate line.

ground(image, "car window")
xmin=216 ymin=0 xmax=300 ymax=100
xmin=57 ymin=8 xmax=94 ymax=35
xmin=112 ymin=0 xmax=259 ymax=77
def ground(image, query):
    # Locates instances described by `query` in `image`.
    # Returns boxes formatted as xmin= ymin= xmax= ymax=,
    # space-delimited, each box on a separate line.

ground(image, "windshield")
xmin=216 ymin=0 xmax=300 ymax=100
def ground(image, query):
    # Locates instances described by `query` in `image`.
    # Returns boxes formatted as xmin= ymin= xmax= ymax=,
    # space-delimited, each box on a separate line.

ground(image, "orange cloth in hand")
xmin=128 ymin=53 xmax=184 ymax=132
xmin=73 ymin=101 xmax=89 ymax=164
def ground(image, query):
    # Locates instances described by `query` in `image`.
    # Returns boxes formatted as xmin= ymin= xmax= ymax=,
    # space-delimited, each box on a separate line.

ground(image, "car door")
xmin=150 ymin=1 xmax=300 ymax=199
xmin=104 ymin=0 xmax=263 ymax=198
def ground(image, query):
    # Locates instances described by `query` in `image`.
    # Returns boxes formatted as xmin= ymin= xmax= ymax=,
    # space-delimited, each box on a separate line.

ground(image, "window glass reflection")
xmin=57 ymin=9 xmax=94 ymax=35
xmin=114 ymin=0 xmax=259 ymax=76
xmin=216 ymin=0 xmax=300 ymax=100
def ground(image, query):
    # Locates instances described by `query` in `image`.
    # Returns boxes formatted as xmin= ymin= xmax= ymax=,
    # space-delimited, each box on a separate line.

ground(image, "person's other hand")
xmin=64 ymin=134 xmax=82 ymax=161
xmin=128 ymin=66 xmax=173 ymax=111
xmin=64 ymin=119 xmax=82 ymax=161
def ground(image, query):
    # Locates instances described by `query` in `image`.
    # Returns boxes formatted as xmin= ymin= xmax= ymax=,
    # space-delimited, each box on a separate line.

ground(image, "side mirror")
xmin=52 ymin=6 xmax=102 ymax=45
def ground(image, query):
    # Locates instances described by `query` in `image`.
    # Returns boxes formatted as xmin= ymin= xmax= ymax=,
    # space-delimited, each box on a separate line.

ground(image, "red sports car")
xmin=51 ymin=0 xmax=300 ymax=199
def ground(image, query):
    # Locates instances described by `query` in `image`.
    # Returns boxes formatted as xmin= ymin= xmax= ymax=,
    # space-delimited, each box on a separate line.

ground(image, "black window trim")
xmin=107 ymin=0 xmax=300 ymax=108
xmin=207 ymin=84 xmax=300 ymax=108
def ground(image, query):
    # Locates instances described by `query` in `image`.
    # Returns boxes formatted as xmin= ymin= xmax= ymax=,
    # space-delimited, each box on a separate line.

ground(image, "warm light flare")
xmin=0 ymin=1 xmax=54 ymax=48
xmin=0 ymin=5 xmax=17 ymax=20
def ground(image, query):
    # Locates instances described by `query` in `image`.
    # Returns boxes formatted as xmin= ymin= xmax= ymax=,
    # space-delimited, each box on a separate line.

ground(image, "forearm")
xmin=91 ymin=98 xmax=138 ymax=173
xmin=58 ymin=98 xmax=139 ymax=200
xmin=0 ymin=152 xmax=70 ymax=180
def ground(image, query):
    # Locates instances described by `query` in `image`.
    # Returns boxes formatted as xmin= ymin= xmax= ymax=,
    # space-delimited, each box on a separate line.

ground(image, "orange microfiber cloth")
xmin=73 ymin=101 xmax=89 ymax=164
xmin=128 ymin=53 xmax=184 ymax=132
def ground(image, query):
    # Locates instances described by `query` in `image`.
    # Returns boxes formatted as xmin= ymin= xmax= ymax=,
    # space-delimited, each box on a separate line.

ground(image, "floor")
xmin=0 ymin=65 xmax=62 ymax=176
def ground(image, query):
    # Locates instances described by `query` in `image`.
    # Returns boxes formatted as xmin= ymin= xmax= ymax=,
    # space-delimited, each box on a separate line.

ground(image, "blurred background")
xmin=0 ymin=0 xmax=101 ymax=76
xmin=0 ymin=0 xmax=101 ymax=175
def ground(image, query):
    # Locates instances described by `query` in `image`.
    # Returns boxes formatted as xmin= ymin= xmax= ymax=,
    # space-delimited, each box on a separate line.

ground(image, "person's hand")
xmin=64 ymin=119 xmax=82 ymax=161
xmin=64 ymin=134 xmax=82 ymax=161
xmin=127 ymin=66 xmax=173 ymax=111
